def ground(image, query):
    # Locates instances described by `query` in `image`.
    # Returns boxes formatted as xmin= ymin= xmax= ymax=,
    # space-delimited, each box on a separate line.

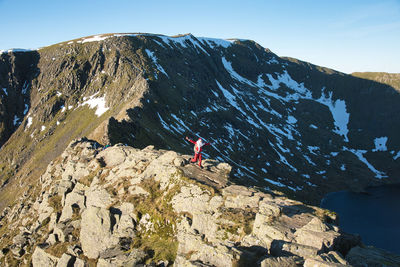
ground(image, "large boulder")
xmin=80 ymin=206 xmax=119 ymax=259
xmin=260 ymin=256 xmax=302 ymax=267
xmin=96 ymin=146 xmax=127 ymax=167
xmin=32 ymin=247 xmax=59 ymax=267
xmin=59 ymin=188 xmax=85 ymax=223
xmin=85 ymin=186 xmax=113 ymax=208
xmin=346 ymin=246 xmax=400 ymax=267
xmin=294 ymin=217 xmax=341 ymax=252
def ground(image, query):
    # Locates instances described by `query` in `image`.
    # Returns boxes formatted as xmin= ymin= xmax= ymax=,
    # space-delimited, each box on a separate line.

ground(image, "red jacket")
xmin=187 ymin=138 xmax=210 ymax=153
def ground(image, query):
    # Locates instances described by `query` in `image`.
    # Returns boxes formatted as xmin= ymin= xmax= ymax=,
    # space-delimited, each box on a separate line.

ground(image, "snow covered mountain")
xmin=0 ymin=33 xmax=399 ymax=206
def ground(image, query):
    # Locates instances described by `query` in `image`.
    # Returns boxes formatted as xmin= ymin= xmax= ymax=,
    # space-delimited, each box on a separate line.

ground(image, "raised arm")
xmin=185 ymin=136 xmax=196 ymax=144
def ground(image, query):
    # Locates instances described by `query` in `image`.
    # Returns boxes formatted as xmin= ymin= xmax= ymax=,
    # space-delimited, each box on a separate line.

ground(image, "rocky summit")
xmin=0 ymin=33 xmax=399 ymax=208
xmin=1 ymin=138 xmax=400 ymax=266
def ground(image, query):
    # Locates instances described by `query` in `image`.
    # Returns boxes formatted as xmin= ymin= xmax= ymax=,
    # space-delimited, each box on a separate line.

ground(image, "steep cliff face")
xmin=3 ymin=139 xmax=400 ymax=266
xmin=0 ymin=36 xmax=151 ymax=202
xmin=0 ymin=50 xmax=39 ymax=146
xmin=0 ymin=33 xmax=399 ymax=208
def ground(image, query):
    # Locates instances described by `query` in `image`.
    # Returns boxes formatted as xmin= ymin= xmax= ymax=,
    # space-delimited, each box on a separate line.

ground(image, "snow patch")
xmin=41 ymin=125 xmax=46 ymax=131
xmin=221 ymin=57 xmax=254 ymax=86
xmin=23 ymin=104 xmax=29 ymax=115
xmin=303 ymin=155 xmax=316 ymax=166
xmin=267 ymin=71 xmax=309 ymax=96
xmin=344 ymin=147 xmax=387 ymax=179
xmin=81 ymin=95 xmax=109 ymax=117
xmin=157 ymin=113 xmax=171 ymax=131
xmin=340 ymin=164 xmax=346 ymax=171
xmin=0 ymin=49 xmax=32 ymax=54
xmin=308 ymin=146 xmax=319 ymax=155
xmin=257 ymin=74 xmax=267 ymax=87
xmin=2 ymin=88 xmax=8 ymax=96
xmin=316 ymin=90 xmax=349 ymax=142
xmin=309 ymin=124 xmax=318 ymax=129
xmin=275 ymin=149 xmax=297 ymax=172
xmin=198 ymin=37 xmax=232 ymax=49
xmin=13 ymin=115 xmax=20 ymax=126
xmin=305 ymin=181 xmax=317 ymax=187
xmin=394 ymin=151 xmax=400 ymax=160
xmin=80 ymin=35 xmax=111 ymax=43
xmin=22 ymin=81 xmax=29 ymax=94
xmin=373 ymin=137 xmax=388 ymax=152
xmin=145 ymin=49 xmax=168 ymax=78
xmin=287 ymin=115 xmax=297 ymax=124
xmin=26 ymin=117 xmax=33 ymax=128
xmin=264 ymin=178 xmax=286 ymax=188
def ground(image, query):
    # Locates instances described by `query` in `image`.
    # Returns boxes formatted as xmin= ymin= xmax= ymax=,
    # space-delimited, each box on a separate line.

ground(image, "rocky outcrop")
xmin=1 ymin=138 xmax=398 ymax=266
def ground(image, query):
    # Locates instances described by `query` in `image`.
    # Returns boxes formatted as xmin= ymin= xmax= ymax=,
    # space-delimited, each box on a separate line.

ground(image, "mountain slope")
xmin=352 ymin=72 xmax=400 ymax=91
xmin=0 ymin=33 xmax=399 ymax=207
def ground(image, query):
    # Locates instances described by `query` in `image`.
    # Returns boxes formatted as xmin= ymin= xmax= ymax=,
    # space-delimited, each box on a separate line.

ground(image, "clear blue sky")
xmin=0 ymin=0 xmax=399 ymax=73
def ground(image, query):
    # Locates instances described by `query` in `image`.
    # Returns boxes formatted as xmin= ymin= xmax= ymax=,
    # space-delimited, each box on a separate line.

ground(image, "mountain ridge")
xmin=0 ymin=33 xmax=399 ymax=210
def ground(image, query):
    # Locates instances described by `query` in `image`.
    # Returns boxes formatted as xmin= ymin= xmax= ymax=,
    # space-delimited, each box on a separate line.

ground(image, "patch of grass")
xmin=2 ymin=253 xmax=21 ymax=267
xmin=45 ymin=242 xmax=69 ymax=258
xmin=71 ymin=205 xmax=81 ymax=221
xmin=128 ymin=178 xmax=180 ymax=264
xmin=218 ymin=207 xmax=256 ymax=240
xmin=48 ymin=195 xmax=62 ymax=213
xmin=314 ymin=207 xmax=337 ymax=224
xmin=79 ymin=167 xmax=100 ymax=187
xmin=184 ymin=250 xmax=197 ymax=260
xmin=78 ymin=255 xmax=97 ymax=267
xmin=40 ymin=217 xmax=51 ymax=228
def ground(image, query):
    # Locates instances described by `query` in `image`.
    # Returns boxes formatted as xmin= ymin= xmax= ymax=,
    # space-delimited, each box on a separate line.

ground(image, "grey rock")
xmin=85 ymin=186 xmax=113 ymax=208
xmin=346 ymin=246 xmax=400 ymax=267
xmin=270 ymin=240 xmax=319 ymax=258
xmin=67 ymin=245 xmax=83 ymax=257
xmin=46 ymin=233 xmax=58 ymax=246
xmin=56 ymin=253 xmax=74 ymax=267
xmin=304 ymin=251 xmax=349 ymax=266
xmin=97 ymin=147 xmax=127 ymax=167
xmin=97 ymin=249 xmax=146 ymax=266
xmin=32 ymin=247 xmax=59 ymax=267
xmin=12 ymin=233 xmax=28 ymax=248
xmin=10 ymin=246 xmax=25 ymax=257
xmin=174 ymin=157 xmax=185 ymax=167
xmin=59 ymin=190 xmax=85 ymax=223
xmin=56 ymin=180 xmax=74 ymax=196
xmin=48 ymin=212 xmax=59 ymax=232
xmin=294 ymin=217 xmax=340 ymax=251
xmin=260 ymin=256 xmax=302 ymax=267
xmin=80 ymin=206 xmax=119 ymax=259
xmin=216 ymin=162 xmax=232 ymax=173
xmin=73 ymin=257 xmax=85 ymax=267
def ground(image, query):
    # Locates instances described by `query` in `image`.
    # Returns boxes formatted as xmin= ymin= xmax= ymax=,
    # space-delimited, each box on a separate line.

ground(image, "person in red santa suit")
xmin=185 ymin=136 xmax=211 ymax=168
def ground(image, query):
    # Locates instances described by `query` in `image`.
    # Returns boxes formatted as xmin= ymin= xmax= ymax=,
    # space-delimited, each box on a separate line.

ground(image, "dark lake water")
xmin=320 ymin=184 xmax=400 ymax=255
